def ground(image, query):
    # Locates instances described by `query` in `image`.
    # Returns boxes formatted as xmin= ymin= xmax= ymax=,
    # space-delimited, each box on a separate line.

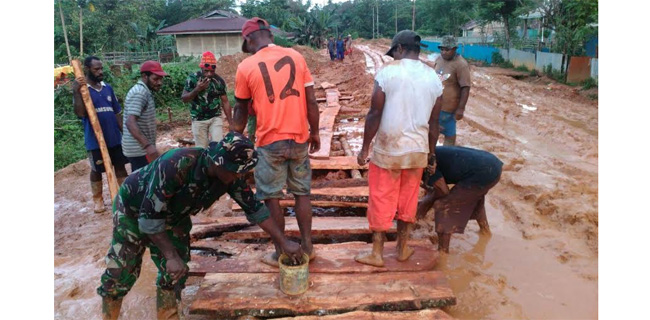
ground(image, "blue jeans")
xmin=254 ymin=139 xmax=311 ymax=200
xmin=439 ymin=111 xmax=457 ymax=137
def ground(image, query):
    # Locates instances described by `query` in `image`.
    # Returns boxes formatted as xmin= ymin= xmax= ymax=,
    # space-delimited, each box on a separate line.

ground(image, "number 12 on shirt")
xmin=257 ymin=56 xmax=300 ymax=103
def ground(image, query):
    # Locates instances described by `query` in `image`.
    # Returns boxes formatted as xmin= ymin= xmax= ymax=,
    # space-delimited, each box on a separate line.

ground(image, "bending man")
xmin=97 ymin=132 xmax=302 ymax=319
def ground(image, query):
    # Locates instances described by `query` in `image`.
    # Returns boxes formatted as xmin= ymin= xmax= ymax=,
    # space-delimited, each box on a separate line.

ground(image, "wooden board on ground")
xmin=219 ymin=216 xmax=391 ymax=241
xmin=189 ymin=271 xmax=456 ymax=317
xmin=231 ymin=186 xmax=369 ymax=210
xmin=190 ymin=217 xmax=252 ymax=241
xmin=310 ymin=88 xmax=342 ymax=160
xmin=276 ymin=309 xmax=455 ymax=320
xmin=310 ymin=156 xmax=368 ymax=170
xmin=189 ymin=240 xmax=437 ymax=275
xmin=232 ymin=200 xmax=367 ymax=211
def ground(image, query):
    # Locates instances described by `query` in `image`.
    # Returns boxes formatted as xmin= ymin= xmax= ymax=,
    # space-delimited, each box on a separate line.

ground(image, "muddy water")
xmin=336 ymin=118 xmax=364 ymax=154
xmin=415 ymin=198 xmax=598 ymax=320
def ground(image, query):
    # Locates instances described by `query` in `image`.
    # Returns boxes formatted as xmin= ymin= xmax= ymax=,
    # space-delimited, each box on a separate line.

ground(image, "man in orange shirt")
xmin=231 ymin=17 xmax=321 ymax=267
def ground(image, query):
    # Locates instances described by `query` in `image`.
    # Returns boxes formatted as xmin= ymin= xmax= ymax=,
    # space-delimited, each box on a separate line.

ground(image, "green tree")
xmin=478 ymin=0 xmax=527 ymax=48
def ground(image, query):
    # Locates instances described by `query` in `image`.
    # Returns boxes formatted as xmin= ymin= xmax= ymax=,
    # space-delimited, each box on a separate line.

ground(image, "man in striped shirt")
xmin=122 ymin=61 xmax=166 ymax=171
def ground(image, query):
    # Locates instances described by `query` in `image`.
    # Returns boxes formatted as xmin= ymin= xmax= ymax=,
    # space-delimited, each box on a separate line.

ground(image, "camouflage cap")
xmin=440 ymin=35 xmax=458 ymax=48
xmin=206 ymin=132 xmax=258 ymax=173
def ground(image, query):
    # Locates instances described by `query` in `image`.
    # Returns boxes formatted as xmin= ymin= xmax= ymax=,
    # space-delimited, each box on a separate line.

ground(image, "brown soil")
xmin=54 ymin=39 xmax=597 ymax=319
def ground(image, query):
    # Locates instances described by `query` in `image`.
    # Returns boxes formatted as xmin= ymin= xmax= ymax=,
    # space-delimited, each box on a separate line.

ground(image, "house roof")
xmin=460 ymin=20 xmax=479 ymax=30
xmin=157 ymin=10 xmax=288 ymax=37
xmin=157 ymin=10 xmax=249 ymax=35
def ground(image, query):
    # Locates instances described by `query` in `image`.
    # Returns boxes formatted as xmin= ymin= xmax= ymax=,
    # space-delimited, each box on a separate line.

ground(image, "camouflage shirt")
xmin=184 ymin=71 xmax=228 ymax=121
xmin=115 ymin=147 xmax=269 ymax=234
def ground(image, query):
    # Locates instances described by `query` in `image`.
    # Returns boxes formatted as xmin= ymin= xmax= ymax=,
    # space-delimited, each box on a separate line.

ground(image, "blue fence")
xmin=422 ymin=40 xmax=500 ymax=64
xmin=421 ymin=40 xmax=597 ymax=80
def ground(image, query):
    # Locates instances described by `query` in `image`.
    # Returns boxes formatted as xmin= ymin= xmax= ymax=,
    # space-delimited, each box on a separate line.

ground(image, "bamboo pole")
xmin=57 ymin=0 xmax=72 ymax=64
xmin=71 ymin=60 xmax=119 ymax=201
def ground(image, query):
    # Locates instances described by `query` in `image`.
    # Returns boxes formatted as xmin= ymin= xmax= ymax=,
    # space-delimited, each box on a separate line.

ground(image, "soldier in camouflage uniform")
xmin=181 ymin=51 xmax=233 ymax=149
xmin=97 ymin=132 xmax=302 ymax=320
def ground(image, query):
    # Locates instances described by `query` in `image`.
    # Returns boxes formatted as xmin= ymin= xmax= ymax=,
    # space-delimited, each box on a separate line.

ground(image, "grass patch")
xmin=514 ymin=65 xmax=529 ymax=72
xmin=581 ymin=78 xmax=598 ymax=90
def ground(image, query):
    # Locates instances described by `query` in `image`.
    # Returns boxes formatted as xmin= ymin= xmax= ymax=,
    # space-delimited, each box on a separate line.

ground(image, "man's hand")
xmin=455 ymin=110 xmax=464 ymax=121
xmin=71 ymin=80 xmax=81 ymax=93
xmin=196 ymin=78 xmax=210 ymax=92
xmin=357 ymin=148 xmax=369 ymax=166
xmin=427 ymin=153 xmax=437 ymax=174
xmin=165 ymin=256 xmax=188 ymax=282
xmin=308 ymin=132 xmax=321 ymax=154
xmin=281 ymin=239 xmax=304 ymax=264
xmin=145 ymin=144 xmax=160 ymax=162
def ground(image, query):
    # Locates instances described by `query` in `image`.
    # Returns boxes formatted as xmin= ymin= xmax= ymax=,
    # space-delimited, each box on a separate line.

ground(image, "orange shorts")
xmin=367 ymin=162 xmax=424 ymax=231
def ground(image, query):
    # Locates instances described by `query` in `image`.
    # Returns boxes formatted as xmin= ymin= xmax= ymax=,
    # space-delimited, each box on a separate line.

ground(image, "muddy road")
xmin=54 ymin=41 xmax=597 ymax=319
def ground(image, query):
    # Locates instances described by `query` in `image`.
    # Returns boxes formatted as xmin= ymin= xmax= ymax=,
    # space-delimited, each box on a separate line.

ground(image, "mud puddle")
xmin=335 ymin=118 xmax=364 ymax=154
xmin=415 ymin=198 xmax=598 ymax=320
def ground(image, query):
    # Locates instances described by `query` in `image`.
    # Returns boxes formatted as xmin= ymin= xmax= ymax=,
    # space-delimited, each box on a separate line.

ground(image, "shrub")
xmin=581 ymin=77 xmax=598 ymax=90
xmin=514 ymin=65 xmax=529 ymax=72
xmin=53 ymin=59 xmax=203 ymax=171
xmin=491 ymin=51 xmax=505 ymax=65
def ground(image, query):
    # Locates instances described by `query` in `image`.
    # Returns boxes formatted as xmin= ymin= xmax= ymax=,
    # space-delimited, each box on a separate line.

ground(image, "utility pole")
xmin=412 ymin=0 xmax=416 ymax=31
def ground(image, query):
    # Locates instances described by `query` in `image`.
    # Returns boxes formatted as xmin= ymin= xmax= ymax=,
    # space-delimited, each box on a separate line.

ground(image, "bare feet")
xmin=397 ymin=244 xmax=415 ymax=262
xmin=260 ymin=252 xmax=280 ymax=267
xmin=354 ymin=252 xmax=384 ymax=267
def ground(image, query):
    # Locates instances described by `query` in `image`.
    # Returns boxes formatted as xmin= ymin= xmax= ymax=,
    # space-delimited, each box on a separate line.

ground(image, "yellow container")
xmin=278 ymin=253 xmax=310 ymax=296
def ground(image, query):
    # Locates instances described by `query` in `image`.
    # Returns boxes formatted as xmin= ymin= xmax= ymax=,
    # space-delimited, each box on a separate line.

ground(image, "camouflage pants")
xmin=96 ymin=199 xmax=192 ymax=299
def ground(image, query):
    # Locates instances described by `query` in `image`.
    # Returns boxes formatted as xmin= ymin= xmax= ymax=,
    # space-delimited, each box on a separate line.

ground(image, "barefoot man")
xmin=231 ymin=17 xmax=320 ymax=267
xmin=416 ymin=146 xmax=503 ymax=253
xmin=356 ymin=30 xmax=443 ymax=267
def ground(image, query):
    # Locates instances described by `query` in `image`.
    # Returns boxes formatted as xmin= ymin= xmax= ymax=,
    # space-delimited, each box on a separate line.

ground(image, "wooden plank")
xmin=219 ymin=216 xmax=388 ymax=241
xmin=233 ymin=200 xmax=367 ymax=211
xmin=231 ymin=186 xmax=369 ymax=210
xmin=191 ymin=214 xmax=244 ymax=225
xmin=276 ymin=309 xmax=455 ymax=320
xmin=316 ymin=96 xmax=354 ymax=102
xmin=310 ymin=156 xmax=368 ymax=170
xmin=190 ymin=217 xmax=253 ymax=241
xmin=189 ymin=271 xmax=456 ymax=317
xmin=189 ymin=240 xmax=437 ymax=275
xmin=310 ymin=89 xmax=342 ymax=160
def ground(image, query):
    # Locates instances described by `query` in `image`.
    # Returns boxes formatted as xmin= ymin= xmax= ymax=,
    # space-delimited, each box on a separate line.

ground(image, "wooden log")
xmin=339 ymin=136 xmax=362 ymax=179
xmin=189 ymin=240 xmax=437 ymax=275
xmin=276 ymin=309 xmax=455 ymax=320
xmin=310 ymin=156 xmax=369 ymax=170
xmin=190 ymin=217 xmax=253 ymax=241
xmin=189 ymin=271 xmax=456 ymax=317
xmin=317 ymin=96 xmax=354 ymax=102
xmin=232 ymin=200 xmax=367 ymax=211
xmin=71 ymin=60 xmax=119 ymax=201
xmin=219 ymin=216 xmax=387 ymax=241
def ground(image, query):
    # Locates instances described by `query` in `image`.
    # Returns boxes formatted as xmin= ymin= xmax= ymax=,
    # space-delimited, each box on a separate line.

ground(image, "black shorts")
xmin=88 ymin=145 xmax=129 ymax=173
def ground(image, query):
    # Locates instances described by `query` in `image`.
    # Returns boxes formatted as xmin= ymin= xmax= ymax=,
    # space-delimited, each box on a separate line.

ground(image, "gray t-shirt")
xmin=121 ymin=80 xmax=157 ymax=157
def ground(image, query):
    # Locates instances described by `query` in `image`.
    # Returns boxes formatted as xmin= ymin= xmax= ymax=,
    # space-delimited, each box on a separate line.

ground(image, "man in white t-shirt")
xmin=356 ymin=30 xmax=443 ymax=267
